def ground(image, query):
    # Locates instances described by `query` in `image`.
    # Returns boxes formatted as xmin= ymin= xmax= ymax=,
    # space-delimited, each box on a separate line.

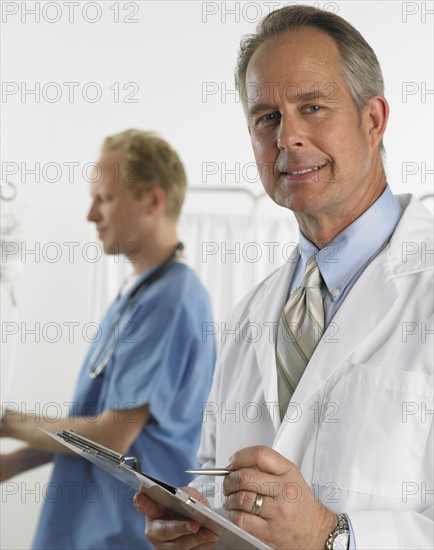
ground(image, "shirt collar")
xmin=298 ymin=185 xmax=403 ymax=301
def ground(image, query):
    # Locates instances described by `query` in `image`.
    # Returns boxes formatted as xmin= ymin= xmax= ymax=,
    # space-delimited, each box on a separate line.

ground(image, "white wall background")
xmin=1 ymin=1 xmax=433 ymax=548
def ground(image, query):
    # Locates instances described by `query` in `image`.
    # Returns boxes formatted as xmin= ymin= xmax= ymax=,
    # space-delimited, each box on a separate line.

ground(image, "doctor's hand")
xmin=134 ymin=486 xmax=219 ymax=550
xmin=223 ymin=446 xmax=337 ymax=550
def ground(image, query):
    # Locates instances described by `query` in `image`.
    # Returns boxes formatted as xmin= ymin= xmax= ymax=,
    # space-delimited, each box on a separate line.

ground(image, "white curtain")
xmin=178 ymin=208 xmax=299 ymax=324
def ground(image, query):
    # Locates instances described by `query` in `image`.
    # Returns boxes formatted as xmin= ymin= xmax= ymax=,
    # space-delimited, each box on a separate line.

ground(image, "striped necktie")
xmin=276 ymin=255 xmax=325 ymax=420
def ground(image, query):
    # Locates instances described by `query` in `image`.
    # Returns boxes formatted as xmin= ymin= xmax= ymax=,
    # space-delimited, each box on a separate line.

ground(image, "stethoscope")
xmin=88 ymin=242 xmax=184 ymax=379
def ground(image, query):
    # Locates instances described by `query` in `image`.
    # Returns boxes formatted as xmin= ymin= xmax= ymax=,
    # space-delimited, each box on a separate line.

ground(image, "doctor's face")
xmin=87 ymin=149 xmax=149 ymax=256
xmin=246 ymin=28 xmax=385 ymax=225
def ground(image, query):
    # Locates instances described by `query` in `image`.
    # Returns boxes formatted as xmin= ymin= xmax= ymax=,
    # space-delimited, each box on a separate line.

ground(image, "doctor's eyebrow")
xmin=293 ymin=90 xmax=333 ymax=103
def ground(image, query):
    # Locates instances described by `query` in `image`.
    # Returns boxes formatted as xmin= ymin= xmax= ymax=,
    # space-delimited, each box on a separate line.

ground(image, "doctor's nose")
xmin=277 ymin=116 xmax=305 ymax=150
xmin=87 ymin=200 xmax=100 ymax=223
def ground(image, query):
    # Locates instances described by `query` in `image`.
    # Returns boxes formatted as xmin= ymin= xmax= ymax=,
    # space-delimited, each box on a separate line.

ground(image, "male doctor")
xmin=1 ymin=129 xmax=216 ymax=549
xmin=135 ymin=5 xmax=433 ymax=550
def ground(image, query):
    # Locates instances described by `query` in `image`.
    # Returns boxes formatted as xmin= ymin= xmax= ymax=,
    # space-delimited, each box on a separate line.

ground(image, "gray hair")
xmin=235 ymin=5 xmax=385 ymax=115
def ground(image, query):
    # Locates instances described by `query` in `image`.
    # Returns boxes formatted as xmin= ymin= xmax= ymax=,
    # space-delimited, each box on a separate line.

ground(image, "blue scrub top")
xmin=33 ymin=262 xmax=216 ymax=549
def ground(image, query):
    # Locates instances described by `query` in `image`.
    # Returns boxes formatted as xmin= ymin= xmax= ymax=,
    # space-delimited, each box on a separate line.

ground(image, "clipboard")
xmin=40 ymin=429 xmax=271 ymax=550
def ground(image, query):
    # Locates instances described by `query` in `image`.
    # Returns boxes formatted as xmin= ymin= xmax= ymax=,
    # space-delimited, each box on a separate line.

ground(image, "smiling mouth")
xmin=283 ymin=163 xmax=327 ymax=176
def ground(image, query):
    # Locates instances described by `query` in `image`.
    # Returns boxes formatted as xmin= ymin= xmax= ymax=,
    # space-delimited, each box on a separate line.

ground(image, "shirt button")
xmin=331 ymin=288 xmax=340 ymax=297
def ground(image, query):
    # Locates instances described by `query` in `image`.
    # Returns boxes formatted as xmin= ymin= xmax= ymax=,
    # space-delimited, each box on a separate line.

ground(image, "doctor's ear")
xmin=363 ymin=96 xmax=389 ymax=151
xmin=142 ymin=186 xmax=167 ymax=216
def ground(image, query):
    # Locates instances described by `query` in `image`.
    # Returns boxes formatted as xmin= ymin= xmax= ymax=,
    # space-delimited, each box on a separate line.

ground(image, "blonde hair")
xmin=102 ymin=129 xmax=187 ymax=221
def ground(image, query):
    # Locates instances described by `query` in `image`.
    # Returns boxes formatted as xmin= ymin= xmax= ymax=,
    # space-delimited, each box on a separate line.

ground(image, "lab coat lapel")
xmin=249 ymin=261 xmax=297 ymax=432
xmin=289 ymin=246 xmax=400 ymax=408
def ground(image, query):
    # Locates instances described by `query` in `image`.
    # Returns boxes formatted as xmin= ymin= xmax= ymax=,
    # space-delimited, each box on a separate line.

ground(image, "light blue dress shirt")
xmin=289 ymin=185 xmax=403 ymax=548
xmin=289 ymin=185 xmax=403 ymax=327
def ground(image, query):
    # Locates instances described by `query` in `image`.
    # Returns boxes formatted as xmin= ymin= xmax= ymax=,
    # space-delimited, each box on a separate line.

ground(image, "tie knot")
xmin=302 ymin=255 xmax=322 ymax=289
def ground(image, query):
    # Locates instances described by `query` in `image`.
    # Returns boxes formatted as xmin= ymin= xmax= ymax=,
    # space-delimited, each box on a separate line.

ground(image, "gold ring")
xmin=251 ymin=493 xmax=264 ymax=516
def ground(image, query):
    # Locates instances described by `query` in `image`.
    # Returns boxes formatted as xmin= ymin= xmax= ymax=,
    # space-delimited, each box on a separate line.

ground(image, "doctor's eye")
xmin=304 ymin=105 xmax=323 ymax=113
xmin=262 ymin=111 xmax=281 ymax=122
xmin=97 ymin=195 xmax=112 ymax=204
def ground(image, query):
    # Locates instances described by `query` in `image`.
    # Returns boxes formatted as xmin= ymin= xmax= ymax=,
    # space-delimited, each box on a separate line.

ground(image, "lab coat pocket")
xmin=313 ymin=363 xmax=433 ymax=498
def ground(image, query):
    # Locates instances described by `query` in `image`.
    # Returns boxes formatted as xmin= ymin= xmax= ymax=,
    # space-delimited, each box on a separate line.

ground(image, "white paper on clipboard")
xmin=39 ymin=428 xmax=271 ymax=550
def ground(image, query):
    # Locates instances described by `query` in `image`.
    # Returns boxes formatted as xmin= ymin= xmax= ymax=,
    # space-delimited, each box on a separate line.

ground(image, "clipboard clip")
xmin=58 ymin=430 xmax=142 ymax=473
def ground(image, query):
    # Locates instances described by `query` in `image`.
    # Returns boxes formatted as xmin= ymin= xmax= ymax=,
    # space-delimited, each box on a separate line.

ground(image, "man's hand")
xmin=223 ymin=446 xmax=337 ymax=550
xmin=134 ymin=486 xmax=219 ymax=550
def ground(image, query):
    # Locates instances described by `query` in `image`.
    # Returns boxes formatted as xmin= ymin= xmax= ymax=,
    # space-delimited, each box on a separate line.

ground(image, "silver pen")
xmin=186 ymin=468 xmax=230 ymax=476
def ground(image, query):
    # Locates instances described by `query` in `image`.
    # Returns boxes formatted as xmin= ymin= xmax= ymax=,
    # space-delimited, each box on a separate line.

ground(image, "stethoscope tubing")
xmin=88 ymin=242 xmax=184 ymax=379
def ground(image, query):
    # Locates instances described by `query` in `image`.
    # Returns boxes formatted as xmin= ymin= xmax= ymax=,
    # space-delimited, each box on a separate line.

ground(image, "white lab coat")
xmin=196 ymin=194 xmax=433 ymax=549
